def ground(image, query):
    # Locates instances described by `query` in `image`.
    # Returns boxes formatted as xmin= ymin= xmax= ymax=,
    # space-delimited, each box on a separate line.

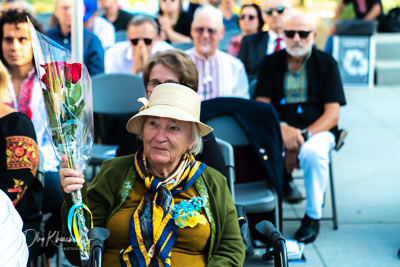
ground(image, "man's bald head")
xmin=285 ymin=13 xmax=315 ymax=32
xmin=284 ymin=13 xmax=317 ymax=58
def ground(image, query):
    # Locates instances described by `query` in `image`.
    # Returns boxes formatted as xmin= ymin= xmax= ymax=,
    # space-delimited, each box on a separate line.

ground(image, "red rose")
xmin=64 ymin=63 xmax=82 ymax=84
xmin=14 ymin=147 xmax=25 ymax=157
xmin=40 ymin=61 xmax=65 ymax=77
xmin=40 ymin=62 xmax=65 ymax=90
xmin=40 ymin=61 xmax=82 ymax=89
xmin=40 ymin=73 xmax=50 ymax=89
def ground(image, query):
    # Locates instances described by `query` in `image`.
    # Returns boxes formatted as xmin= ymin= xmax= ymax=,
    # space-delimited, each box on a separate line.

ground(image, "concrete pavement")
xmin=279 ymin=85 xmax=400 ymax=266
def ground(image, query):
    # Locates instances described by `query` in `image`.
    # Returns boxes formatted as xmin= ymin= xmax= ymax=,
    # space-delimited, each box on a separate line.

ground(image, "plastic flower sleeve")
xmin=28 ymin=18 xmax=94 ymax=261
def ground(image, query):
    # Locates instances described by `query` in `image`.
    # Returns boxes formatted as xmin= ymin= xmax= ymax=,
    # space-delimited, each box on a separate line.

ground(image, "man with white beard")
xmin=255 ymin=13 xmax=346 ymax=244
xmin=186 ymin=5 xmax=249 ymax=101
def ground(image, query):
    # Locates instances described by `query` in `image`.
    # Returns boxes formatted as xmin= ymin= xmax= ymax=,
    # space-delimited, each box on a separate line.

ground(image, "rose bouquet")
xmin=28 ymin=19 xmax=94 ymax=261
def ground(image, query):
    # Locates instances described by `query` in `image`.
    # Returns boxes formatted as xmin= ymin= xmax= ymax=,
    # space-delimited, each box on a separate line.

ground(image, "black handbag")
xmin=235 ymin=204 xmax=254 ymax=256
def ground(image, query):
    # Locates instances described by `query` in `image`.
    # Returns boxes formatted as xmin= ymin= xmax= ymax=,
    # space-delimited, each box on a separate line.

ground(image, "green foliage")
xmin=382 ymin=0 xmax=400 ymax=14
xmin=43 ymin=81 xmax=86 ymax=156
xmin=340 ymin=2 xmax=355 ymax=20
xmin=71 ymin=82 xmax=82 ymax=101
xmin=308 ymin=0 xmax=400 ymax=19
xmin=28 ymin=0 xmax=56 ymax=14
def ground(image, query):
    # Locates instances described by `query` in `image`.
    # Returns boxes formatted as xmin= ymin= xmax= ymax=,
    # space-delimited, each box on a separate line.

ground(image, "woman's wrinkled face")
xmin=143 ymin=116 xmax=194 ymax=170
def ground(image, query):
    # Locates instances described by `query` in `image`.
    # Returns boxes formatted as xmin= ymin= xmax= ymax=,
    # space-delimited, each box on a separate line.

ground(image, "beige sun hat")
xmin=126 ymin=83 xmax=213 ymax=137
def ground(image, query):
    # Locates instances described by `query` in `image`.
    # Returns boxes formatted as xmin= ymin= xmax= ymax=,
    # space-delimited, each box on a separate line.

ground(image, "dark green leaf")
xmin=68 ymin=97 xmax=76 ymax=106
xmin=70 ymin=82 xmax=82 ymax=103
xmin=76 ymin=99 xmax=86 ymax=120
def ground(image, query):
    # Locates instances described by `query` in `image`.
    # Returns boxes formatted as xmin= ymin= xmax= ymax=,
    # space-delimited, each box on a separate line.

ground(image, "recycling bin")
xmin=332 ymin=20 xmax=376 ymax=88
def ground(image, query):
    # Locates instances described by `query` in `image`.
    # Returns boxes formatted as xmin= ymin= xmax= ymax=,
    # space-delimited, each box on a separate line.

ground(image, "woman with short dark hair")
xmin=117 ymin=49 xmax=228 ymax=177
xmin=228 ymin=4 xmax=264 ymax=57
xmin=158 ymin=0 xmax=193 ymax=44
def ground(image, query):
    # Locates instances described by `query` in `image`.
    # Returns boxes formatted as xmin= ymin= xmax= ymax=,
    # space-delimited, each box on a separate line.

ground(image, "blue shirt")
xmin=45 ymin=27 xmax=104 ymax=76
xmin=223 ymin=14 xmax=240 ymax=32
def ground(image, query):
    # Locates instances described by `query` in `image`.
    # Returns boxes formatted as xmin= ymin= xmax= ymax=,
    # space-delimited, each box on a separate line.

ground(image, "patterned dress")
xmin=0 ymin=111 xmax=42 ymax=259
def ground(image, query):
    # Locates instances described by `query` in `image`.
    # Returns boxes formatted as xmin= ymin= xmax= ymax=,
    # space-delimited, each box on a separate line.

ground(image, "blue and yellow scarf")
xmin=120 ymin=148 xmax=206 ymax=267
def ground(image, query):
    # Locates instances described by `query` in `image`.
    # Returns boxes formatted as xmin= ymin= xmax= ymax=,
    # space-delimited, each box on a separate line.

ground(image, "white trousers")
xmin=298 ymin=131 xmax=335 ymax=220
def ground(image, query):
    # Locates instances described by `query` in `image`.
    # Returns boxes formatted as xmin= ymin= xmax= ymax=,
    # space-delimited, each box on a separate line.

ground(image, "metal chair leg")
xmin=284 ymin=151 xmax=339 ymax=230
xmin=329 ymin=154 xmax=338 ymax=230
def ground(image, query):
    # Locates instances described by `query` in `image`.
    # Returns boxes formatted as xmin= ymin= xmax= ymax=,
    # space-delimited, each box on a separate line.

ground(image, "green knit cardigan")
xmin=60 ymin=155 xmax=245 ymax=266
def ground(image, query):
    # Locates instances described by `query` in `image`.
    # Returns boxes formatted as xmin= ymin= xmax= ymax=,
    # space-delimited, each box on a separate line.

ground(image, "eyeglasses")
xmin=266 ymin=6 xmax=285 ymax=16
xmin=146 ymin=80 xmax=181 ymax=93
xmin=240 ymin=14 xmax=255 ymax=21
xmin=130 ymin=38 xmax=153 ymax=46
xmin=194 ymin=27 xmax=218 ymax=36
xmin=284 ymin=30 xmax=312 ymax=39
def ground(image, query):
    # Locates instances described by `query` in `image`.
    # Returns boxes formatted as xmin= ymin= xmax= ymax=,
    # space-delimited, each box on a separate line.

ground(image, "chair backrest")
xmin=36 ymin=13 xmax=52 ymax=32
xmin=172 ymin=42 xmax=194 ymax=51
xmin=115 ymin=30 xmax=127 ymax=43
xmin=215 ymin=137 xmax=235 ymax=201
xmin=205 ymin=115 xmax=250 ymax=147
xmin=201 ymin=98 xmax=284 ymax=196
xmin=92 ymin=73 xmax=146 ymax=115
xmin=218 ymin=29 xmax=242 ymax=52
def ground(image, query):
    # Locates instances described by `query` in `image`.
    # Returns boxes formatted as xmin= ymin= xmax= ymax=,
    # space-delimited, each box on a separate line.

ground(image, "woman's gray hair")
xmin=190 ymin=123 xmax=203 ymax=156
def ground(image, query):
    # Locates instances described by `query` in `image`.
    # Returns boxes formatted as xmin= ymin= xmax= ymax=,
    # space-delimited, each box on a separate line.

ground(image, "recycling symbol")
xmin=342 ymin=49 xmax=368 ymax=76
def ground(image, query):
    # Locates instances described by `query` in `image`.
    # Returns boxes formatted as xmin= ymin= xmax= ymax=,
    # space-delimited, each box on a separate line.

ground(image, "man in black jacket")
xmin=255 ymin=13 xmax=346 ymax=244
xmin=238 ymin=0 xmax=292 ymax=82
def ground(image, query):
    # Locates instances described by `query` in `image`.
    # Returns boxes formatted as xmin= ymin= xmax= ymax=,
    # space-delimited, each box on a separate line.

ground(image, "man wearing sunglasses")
xmin=238 ymin=0 xmax=291 ymax=83
xmin=255 ymin=13 xmax=346 ymax=244
xmin=105 ymin=15 xmax=172 ymax=74
xmin=186 ymin=5 xmax=249 ymax=101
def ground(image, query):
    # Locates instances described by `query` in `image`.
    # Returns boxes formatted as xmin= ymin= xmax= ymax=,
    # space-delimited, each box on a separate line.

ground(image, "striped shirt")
xmin=186 ymin=48 xmax=250 ymax=101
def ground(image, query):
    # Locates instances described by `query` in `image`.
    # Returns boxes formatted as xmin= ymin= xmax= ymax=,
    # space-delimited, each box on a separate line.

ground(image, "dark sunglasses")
xmin=194 ymin=27 xmax=217 ymax=36
xmin=130 ymin=38 xmax=152 ymax=46
xmin=284 ymin=30 xmax=312 ymax=39
xmin=266 ymin=6 xmax=285 ymax=16
xmin=240 ymin=14 xmax=255 ymax=21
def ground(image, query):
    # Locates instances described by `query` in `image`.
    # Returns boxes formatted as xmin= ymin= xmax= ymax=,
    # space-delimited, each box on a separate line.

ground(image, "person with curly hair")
xmin=0 ymin=57 xmax=42 ymax=263
xmin=0 ymin=9 xmax=63 ymax=265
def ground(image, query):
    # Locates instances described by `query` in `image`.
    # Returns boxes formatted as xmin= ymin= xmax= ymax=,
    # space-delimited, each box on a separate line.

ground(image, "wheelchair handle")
xmin=87 ymin=227 xmax=110 ymax=267
xmin=256 ymin=221 xmax=288 ymax=267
